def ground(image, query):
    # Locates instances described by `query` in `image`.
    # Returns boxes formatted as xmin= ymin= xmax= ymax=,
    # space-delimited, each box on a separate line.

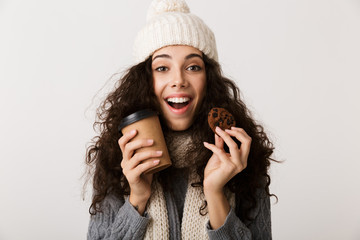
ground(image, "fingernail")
xmin=130 ymin=129 xmax=136 ymax=134
xmin=147 ymin=139 xmax=154 ymax=144
xmin=215 ymin=126 xmax=221 ymax=132
xmin=153 ymin=160 xmax=160 ymax=164
xmin=156 ymin=150 xmax=163 ymax=155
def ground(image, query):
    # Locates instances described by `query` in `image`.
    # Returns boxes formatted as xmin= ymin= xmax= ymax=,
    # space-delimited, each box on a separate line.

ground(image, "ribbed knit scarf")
xmin=143 ymin=130 xmax=235 ymax=240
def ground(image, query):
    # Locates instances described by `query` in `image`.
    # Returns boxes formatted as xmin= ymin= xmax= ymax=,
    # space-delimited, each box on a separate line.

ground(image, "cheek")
xmin=153 ymin=85 xmax=160 ymax=100
xmin=152 ymin=78 xmax=163 ymax=100
xmin=195 ymin=77 xmax=207 ymax=100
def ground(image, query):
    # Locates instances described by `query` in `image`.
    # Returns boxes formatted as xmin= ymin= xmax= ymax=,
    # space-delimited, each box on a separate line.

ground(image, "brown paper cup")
xmin=119 ymin=109 xmax=171 ymax=174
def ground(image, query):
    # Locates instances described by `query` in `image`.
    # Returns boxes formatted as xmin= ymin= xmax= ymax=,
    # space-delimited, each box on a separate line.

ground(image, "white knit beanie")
xmin=133 ymin=0 xmax=218 ymax=63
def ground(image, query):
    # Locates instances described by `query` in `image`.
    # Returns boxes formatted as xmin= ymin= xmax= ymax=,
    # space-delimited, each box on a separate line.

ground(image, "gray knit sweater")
xmin=88 ymin=131 xmax=272 ymax=239
xmin=87 ymin=168 xmax=272 ymax=240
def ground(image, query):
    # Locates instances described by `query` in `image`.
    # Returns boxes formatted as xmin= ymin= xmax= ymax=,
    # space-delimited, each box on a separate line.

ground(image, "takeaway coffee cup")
xmin=118 ymin=109 xmax=171 ymax=174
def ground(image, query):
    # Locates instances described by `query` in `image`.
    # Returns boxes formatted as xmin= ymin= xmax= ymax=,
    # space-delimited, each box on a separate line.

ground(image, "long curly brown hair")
xmin=85 ymin=54 xmax=277 ymax=224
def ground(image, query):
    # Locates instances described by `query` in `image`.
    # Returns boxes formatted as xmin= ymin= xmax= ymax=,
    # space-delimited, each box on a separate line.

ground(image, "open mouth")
xmin=166 ymin=97 xmax=191 ymax=109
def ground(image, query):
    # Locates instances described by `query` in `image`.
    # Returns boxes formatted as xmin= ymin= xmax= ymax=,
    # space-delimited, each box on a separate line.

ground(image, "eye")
xmin=186 ymin=65 xmax=202 ymax=71
xmin=155 ymin=66 xmax=168 ymax=72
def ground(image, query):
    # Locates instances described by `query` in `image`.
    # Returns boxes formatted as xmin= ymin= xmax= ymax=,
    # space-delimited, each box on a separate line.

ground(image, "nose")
xmin=170 ymin=69 xmax=187 ymax=88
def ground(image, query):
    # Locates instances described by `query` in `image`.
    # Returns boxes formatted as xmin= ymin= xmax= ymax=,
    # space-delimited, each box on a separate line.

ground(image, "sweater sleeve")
xmin=206 ymin=189 xmax=272 ymax=240
xmin=247 ymin=190 xmax=272 ymax=240
xmin=206 ymin=208 xmax=252 ymax=240
xmin=87 ymin=195 xmax=150 ymax=240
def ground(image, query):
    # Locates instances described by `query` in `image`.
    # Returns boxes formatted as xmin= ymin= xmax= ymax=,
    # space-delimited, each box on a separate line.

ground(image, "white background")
xmin=1 ymin=0 xmax=359 ymax=239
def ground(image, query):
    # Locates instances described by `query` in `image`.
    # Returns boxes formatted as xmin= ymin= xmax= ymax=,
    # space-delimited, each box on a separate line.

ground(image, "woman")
xmin=86 ymin=0 xmax=276 ymax=239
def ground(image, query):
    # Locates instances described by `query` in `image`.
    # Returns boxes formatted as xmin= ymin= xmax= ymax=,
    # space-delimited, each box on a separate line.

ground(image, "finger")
xmin=215 ymin=133 xmax=224 ymax=149
xmin=125 ymin=159 xmax=160 ymax=180
xmin=118 ymin=129 xmax=137 ymax=153
xmin=203 ymin=141 xmax=228 ymax=161
xmin=225 ymin=128 xmax=252 ymax=157
xmin=226 ymin=127 xmax=252 ymax=145
xmin=133 ymin=159 xmax=160 ymax=177
xmin=127 ymin=150 xmax=163 ymax=170
xmin=123 ymin=139 xmax=154 ymax=161
xmin=215 ymin=127 xmax=240 ymax=158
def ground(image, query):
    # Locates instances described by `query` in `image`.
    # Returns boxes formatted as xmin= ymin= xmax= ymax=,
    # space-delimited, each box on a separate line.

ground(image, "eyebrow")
xmin=152 ymin=53 xmax=203 ymax=61
xmin=185 ymin=53 xmax=203 ymax=60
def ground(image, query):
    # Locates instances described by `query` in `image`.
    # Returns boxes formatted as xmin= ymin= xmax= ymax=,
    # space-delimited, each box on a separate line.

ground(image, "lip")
xmin=164 ymin=93 xmax=193 ymax=115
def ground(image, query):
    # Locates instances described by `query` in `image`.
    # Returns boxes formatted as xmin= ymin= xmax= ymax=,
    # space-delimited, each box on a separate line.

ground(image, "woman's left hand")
xmin=203 ymin=126 xmax=252 ymax=194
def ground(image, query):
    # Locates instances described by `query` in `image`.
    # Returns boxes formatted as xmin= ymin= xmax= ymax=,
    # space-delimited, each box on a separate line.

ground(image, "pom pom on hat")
xmin=147 ymin=0 xmax=190 ymax=21
xmin=133 ymin=0 xmax=218 ymax=63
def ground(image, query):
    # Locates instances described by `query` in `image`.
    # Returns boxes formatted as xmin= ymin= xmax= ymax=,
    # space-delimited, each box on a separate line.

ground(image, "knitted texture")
xmin=133 ymin=0 xmax=218 ymax=63
xmin=144 ymin=180 xmax=170 ymax=239
xmin=164 ymin=130 xmax=196 ymax=168
xmin=180 ymin=174 xmax=209 ymax=240
xmin=144 ymin=171 xmax=235 ymax=240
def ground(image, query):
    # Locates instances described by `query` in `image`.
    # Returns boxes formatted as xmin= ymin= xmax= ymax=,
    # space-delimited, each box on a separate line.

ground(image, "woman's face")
xmin=152 ymin=45 xmax=206 ymax=131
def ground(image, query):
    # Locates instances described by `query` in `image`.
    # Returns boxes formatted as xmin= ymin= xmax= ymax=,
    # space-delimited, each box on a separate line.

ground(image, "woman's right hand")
xmin=118 ymin=129 xmax=162 ymax=214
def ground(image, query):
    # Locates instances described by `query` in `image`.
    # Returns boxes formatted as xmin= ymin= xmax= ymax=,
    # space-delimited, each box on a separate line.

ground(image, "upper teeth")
xmin=167 ymin=97 xmax=190 ymax=103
